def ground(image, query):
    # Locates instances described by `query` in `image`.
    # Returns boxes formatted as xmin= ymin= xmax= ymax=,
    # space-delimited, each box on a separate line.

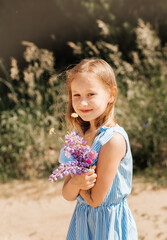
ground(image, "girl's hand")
xmin=70 ymin=166 xmax=97 ymax=190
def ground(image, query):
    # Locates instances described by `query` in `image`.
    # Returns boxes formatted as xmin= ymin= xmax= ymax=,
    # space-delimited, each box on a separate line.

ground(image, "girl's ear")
xmin=109 ymin=86 xmax=117 ymax=103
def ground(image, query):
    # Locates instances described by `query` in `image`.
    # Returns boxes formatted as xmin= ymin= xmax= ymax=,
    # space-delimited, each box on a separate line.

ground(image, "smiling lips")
xmin=80 ymin=109 xmax=92 ymax=113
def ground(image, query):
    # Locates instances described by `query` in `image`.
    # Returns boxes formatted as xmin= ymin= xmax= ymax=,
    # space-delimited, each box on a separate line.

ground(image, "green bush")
xmin=0 ymin=42 xmax=67 ymax=182
xmin=0 ymin=19 xmax=166 ymax=182
xmin=68 ymin=19 xmax=167 ymax=171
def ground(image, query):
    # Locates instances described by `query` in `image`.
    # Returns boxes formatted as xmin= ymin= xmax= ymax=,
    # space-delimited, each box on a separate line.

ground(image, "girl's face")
xmin=71 ymin=73 xmax=113 ymax=127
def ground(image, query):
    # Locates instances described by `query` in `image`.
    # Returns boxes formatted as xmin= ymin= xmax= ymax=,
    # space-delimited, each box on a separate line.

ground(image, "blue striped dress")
xmin=59 ymin=125 xmax=138 ymax=240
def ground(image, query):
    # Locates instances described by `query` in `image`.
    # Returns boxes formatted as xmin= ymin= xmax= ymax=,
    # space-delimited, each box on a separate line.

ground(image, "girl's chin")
xmin=79 ymin=116 xmax=89 ymax=121
xmin=79 ymin=116 xmax=95 ymax=122
xmin=77 ymin=111 xmax=99 ymax=122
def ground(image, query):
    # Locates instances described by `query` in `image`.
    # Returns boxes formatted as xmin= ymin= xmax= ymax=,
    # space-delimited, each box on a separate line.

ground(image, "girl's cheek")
xmin=72 ymin=98 xmax=77 ymax=106
xmin=89 ymin=99 xmax=98 ymax=106
xmin=72 ymin=99 xmax=79 ymax=110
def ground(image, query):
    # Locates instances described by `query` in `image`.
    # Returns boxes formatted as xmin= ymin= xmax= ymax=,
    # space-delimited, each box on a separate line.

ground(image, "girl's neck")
xmin=83 ymin=129 xmax=98 ymax=148
xmin=89 ymin=118 xmax=111 ymax=128
xmin=83 ymin=118 xmax=117 ymax=147
xmin=89 ymin=118 xmax=116 ymax=131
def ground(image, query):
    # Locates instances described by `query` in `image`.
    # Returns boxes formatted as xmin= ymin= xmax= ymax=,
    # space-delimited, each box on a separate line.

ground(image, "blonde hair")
xmin=66 ymin=58 xmax=117 ymax=134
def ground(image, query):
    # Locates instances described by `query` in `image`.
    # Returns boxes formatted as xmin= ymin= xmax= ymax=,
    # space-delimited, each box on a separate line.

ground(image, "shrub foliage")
xmin=0 ymin=20 xmax=166 ymax=181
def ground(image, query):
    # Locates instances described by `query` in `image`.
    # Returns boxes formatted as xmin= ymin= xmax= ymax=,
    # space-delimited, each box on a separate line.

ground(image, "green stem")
xmin=88 ymin=188 xmax=93 ymax=201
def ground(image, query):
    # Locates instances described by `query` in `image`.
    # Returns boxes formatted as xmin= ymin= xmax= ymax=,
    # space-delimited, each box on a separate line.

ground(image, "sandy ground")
xmin=0 ymin=177 xmax=167 ymax=240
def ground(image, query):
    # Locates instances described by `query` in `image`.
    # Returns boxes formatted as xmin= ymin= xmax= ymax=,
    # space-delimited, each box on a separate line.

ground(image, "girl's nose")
xmin=80 ymin=98 xmax=88 ymax=106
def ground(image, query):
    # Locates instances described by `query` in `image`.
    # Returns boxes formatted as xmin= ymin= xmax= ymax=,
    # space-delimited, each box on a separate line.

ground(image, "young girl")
xmin=59 ymin=59 xmax=138 ymax=239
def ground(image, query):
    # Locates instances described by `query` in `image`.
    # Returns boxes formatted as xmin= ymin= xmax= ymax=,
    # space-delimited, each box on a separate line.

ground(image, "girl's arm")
xmin=62 ymin=168 xmax=97 ymax=201
xmin=80 ymin=132 xmax=126 ymax=208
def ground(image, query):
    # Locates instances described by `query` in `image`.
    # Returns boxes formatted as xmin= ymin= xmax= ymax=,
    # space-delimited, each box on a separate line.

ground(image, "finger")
xmin=83 ymin=183 xmax=95 ymax=190
xmin=91 ymin=165 xmax=96 ymax=170
xmin=88 ymin=183 xmax=95 ymax=189
xmin=90 ymin=178 xmax=96 ymax=183
xmin=88 ymin=174 xmax=97 ymax=182
xmin=87 ymin=169 xmax=95 ymax=176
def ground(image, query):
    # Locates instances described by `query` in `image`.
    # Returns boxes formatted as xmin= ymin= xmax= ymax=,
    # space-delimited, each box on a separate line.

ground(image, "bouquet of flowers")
xmin=49 ymin=130 xmax=98 ymax=183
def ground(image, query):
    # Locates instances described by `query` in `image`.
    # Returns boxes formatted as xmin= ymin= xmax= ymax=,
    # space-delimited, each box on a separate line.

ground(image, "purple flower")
xmin=66 ymin=162 xmax=71 ymax=167
xmin=52 ymin=169 xmax=59 ymax=175
xmin=57 ymin=173 xmax=63 ymax=179
xmin=49 ymin=131 xmax=97 ymax=183
xmin=77 ymin=169 xmax=82 ymax=175
xmin=71 ymin=168 xmax=76 ymax=174
xmin=58 ymin=164 xmax=64 ymax=170
xmin=53 ymin=177 xmax=57 ymax=182
xmin=64 ymin=171 xmax=69 ymax=176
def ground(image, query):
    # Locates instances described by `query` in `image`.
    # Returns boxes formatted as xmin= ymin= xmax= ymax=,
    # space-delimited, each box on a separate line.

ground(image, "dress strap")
xmin=98 ymin=126 xmax=114 ymax=146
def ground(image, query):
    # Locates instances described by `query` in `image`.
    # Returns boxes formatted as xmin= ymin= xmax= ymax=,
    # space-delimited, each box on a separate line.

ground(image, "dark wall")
xmin=0 ymin=0 xmax=167 ymax=72
xmin=0 ymin=0 xmax=96 ymax=71
xmin=0 ymin=1 xmax=57 ymax=67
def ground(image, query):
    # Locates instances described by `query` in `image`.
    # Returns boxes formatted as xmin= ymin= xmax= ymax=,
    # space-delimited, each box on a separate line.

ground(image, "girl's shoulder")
xmin=97 ymin=124 xmax=128 ymax=146
xmin=97 ymin=124 xmax=131 ymax=161
xmin=98 ymin=124 xmax=126 ymax=133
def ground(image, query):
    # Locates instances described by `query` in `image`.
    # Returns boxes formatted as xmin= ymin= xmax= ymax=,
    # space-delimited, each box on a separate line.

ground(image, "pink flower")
xmin=87 ymin=150 xmax=98 ymax=160
xmin=65 ymin=151 xmax=71 ymax=158
xmin=87 ymin=159 xmax=92 ymax=165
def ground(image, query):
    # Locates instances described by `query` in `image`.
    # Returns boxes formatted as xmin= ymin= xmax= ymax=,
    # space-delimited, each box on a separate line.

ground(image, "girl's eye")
xmin=88 ymin=93 xmax=95 ymax=96
xmin=73 ymin=94 xmax=80 ymax=97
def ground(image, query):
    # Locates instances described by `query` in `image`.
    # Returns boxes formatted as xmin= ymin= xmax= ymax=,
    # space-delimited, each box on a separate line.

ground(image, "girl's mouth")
xmin=80 ymin=109 xmax=92 ymax=113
